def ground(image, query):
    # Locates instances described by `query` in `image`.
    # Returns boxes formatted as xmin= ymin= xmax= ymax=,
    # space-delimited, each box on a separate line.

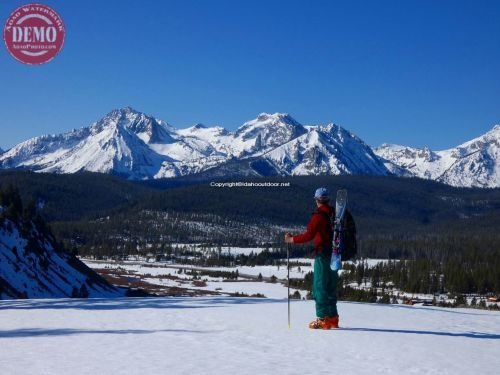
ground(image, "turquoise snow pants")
xmin=313 ymin=254 xmax=338 ymax=318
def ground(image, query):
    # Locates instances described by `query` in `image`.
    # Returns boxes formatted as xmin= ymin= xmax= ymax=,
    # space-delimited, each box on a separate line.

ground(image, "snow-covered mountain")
xmin=0 ymin=107 xmax=229 ymax=179
xmin=1 ymin=107 xmax=499 ymax=187
xmin=0 ymin=107 xmax=389 ymax=180
xmin=375 ymin=125 xmax=500 ymax=188
xmin=261 ymin=123 xmax=388 ymax=176
xmin=0 ymin=205 xmax=121 ymax=299
xmin=375 ymin=144 xmax=448 ymax=179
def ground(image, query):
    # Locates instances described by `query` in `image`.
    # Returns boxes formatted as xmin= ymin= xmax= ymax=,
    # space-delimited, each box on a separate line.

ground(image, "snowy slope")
xmin=0 ymin=297 xmax=498 ymax=375
xmin=375 ymin=125 xmax=500 ymax=187
xmin=0 ymin=214 xmax=121 ymax=299
xmin=177 ymin=113 xmax=307 ymax=158
xmin=262 ymin=123 xmax=389 ymax=176
xmin=375 ymin=144 xmax=447 ymax=179
xmin=230 ymin=113 xmax=307 ymax=157
xmin=437 ymin=125 xmax=500 ymax=187
xmin=174 ymin=123 xmax=230 ymax=156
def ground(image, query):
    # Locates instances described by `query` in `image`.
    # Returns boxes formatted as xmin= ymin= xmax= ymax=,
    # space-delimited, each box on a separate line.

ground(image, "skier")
xmin=285 ymin=187 xmax=339 ymax=329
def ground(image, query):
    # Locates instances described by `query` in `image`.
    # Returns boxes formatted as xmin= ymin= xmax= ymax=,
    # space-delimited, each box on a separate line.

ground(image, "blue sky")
xmin=1 ymin=0 xmax=499 ymax=150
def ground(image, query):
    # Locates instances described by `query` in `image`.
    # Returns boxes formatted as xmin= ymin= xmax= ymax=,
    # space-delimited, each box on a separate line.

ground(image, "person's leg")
xmin=327 ymin=268 xmax=339 ymax=317
xmin=313 ymin=255 xmax=329 ymax=318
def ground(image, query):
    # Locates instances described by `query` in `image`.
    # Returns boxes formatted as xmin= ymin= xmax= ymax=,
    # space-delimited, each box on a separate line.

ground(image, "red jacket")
xmin=292 ymin=204 xmax=334 ymax=252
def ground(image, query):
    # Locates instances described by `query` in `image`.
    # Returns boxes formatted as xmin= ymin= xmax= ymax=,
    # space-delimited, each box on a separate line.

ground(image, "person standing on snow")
xmin=285 ymin=187 xmax=339 ymax=329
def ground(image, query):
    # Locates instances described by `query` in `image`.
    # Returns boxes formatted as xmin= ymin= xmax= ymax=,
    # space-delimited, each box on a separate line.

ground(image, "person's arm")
xmin=291 ymin=214 xmax=319 ymax=244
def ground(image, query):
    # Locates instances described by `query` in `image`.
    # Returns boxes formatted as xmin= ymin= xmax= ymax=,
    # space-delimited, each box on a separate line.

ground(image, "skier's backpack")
xmin=318 ymin=209 xmax=358 ymax=261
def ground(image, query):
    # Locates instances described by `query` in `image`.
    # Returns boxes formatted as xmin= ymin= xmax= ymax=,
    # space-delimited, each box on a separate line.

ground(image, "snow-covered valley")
xmin=82 ymin=258 xmax=500 ymax=309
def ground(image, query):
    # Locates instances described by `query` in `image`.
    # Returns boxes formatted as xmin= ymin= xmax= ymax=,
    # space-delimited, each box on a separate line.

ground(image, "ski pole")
xmin=287 ymin=242 xmax=290 ymax=329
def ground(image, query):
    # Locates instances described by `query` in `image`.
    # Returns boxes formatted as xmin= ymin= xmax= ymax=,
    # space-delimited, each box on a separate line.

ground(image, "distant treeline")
xmin=2 ymin=170 xmax=500 ymax=233
xmin=341 ymin=258 xmax=500 ymax=296
xmin=1 ymin=171 xmax=500 ymax=295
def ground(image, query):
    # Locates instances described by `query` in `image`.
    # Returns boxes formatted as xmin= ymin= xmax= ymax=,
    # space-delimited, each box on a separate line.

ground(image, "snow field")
xmin=0 ymin=297 xmax=498 ymax=375
xmin=85 ymin=260 xmax=310 ymax=298
xmin=85 ymin=259 xmax=314 ymax=280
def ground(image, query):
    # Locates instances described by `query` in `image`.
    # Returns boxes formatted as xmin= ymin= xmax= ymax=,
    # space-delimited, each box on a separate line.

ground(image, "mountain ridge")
xmin=374 ymin=124 xmax=500 ymax=188
xmin=1 ymin=107 xmax=499 ymax=187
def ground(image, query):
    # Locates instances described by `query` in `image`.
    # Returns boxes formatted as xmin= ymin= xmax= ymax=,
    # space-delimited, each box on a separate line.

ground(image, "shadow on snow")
xmin=340 ymin=301 xmax=492 ymax=316
xmin=0 ymin=328 xmax=220 ymax=338
xmin=341 ymin=327 xmax=500 ymax=340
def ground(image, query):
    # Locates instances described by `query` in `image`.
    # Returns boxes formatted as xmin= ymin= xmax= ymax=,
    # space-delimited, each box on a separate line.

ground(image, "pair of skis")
xmin=331 ymin=189 xmax=348 ymax=271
